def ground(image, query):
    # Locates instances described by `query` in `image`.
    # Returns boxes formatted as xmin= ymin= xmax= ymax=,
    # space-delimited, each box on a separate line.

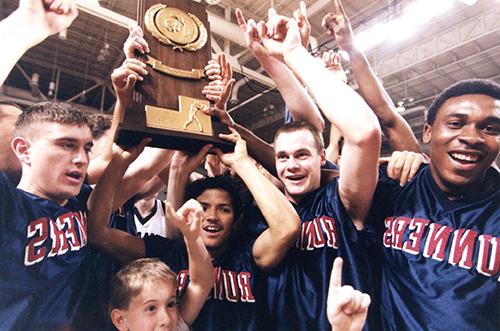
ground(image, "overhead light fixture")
xmin=355 ymin=0 xmax=455 ymax=51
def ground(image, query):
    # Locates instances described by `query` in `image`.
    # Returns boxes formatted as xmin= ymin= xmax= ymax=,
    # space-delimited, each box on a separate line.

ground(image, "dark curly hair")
xmin=426 ymin=79 xmax=500 ymax=125
xmin=187 ymin=174 xmax=249 ymax=221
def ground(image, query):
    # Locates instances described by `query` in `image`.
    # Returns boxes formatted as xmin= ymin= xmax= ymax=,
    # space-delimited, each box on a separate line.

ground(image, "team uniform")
xmin=260 ymin=177 xmax=380 ymax=331
xmin=371 ymin=164 xmax=500 ymax=331
xmin=133 ymin=199 xmax=167 ymax=238
xmin=145 ymin=235 xmax=263 ymax=331
xmin=0 ymin=171 xmax=92 ymax=330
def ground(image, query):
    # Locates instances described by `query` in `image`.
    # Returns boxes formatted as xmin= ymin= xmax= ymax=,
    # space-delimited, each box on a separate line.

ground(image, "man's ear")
xmin=111 ymin=309 xmax=128 ymax=331
xmin=422 ymin=124 xmax=432 ymax=144
xmin=11 ymin=137 xmax=31 ymax=165
xmin=320 ymin=148 xmax=327 ymax=166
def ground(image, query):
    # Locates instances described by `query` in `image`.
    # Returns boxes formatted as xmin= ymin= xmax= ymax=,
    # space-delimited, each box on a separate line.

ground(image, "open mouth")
xmin=203 ymin=223 xmax=223 ymax=233
xmin=286 ymin=174 xmax=306 ymax=182
xmin=66 ymin=171 xmax=83 ymax=181
xmin=449 ymin=152 xmax=482 ymax=164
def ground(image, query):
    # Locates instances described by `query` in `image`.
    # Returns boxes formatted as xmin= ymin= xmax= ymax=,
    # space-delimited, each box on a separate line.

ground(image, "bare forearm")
xmin=261 ymin=59 xmax=324 ymax=131
xmin=115 ymin=148 xmax=173 ymax=208
xmin=348 ymin=49 xmax=421 ymax=152
xmin=166 ymin=168 xmax=189 ymax=239
xmin=181 ymin=237 xmax=214 ymax=325
xmin=233 ymin=123 xmax=277 ymax=176
xmin=0 ymin=11 xmax=47 ymax=85
xmin=232 ymin=158 xmax=299 ymax=240
xmin=284 ymin=47 xmax=378 ymax=145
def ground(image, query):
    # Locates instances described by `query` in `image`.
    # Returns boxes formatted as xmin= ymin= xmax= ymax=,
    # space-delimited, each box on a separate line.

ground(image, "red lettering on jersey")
xmin=48 ymin=218 xmax=70 ymax=257
xmin=448 ymin=228 xmax=478 ymax=269
xmin=65 ymin=212 xmax=81 ymax=250
xmin=299 ymin=220 xmax=316 ymax=250
xmin=476 ymin=235 xmax=500 ymax=279
xmin=177 ymin=270 xmax=189 ymax=294
xmin=391 ymin=217 xmax=410 ymax=250
xmin=237 ymin=272 xmax=255 ymax=303
xmin=223 ymin=270 xmax=240 ymax=302
xmin=383 ymin=217 xmax=394 ymax=248
xmin=24 ymin=218 xmax=49 ymax=266
xmin=402 ymin=218 xmax=429 ymax=255
xmin=213 ymin=267 xmax=224 ymax=300
xmin=423 ymin=223 xmax=453 ymax=261
xmin=319 ymin=216 xmax=338 ymax=249
xmin=311 ymin=218 xmax=326 ymax=249
xmin=74 ymin=211 xmax=87 ymax=246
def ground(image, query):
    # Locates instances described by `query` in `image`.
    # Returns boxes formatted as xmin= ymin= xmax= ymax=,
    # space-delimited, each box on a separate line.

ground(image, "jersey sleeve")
xmin=144 ymin=235 xmax=187 ymax=272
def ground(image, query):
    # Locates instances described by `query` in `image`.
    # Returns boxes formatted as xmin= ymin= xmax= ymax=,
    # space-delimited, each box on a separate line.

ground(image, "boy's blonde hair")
xmin=109 ymin=258 xmax=178 ymax=311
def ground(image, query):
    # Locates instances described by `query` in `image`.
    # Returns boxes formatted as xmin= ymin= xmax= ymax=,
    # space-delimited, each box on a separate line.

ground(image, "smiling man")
xmin=371 ymin=79 xmax=500 ymax=331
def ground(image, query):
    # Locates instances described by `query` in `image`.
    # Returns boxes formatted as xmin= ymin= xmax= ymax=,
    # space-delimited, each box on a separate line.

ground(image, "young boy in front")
xmin=109 ymin=258 xmax=186 ymax=331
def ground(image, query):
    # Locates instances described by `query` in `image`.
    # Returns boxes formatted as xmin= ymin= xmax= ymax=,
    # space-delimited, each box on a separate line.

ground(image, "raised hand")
xmin=111 ymin=138 xmax=150 ymax=166
xmin=18 ymin=0 xmax=78 ymax=44
xmin=327 ymin=257 xmax=371 ymax=331
xmin=165 ymin=199 xmax=203 ymax=242
xmin=202 ymin=53 xmax=236 ymax=111
xmin=235 ymin=8 xmax=273 ymax=61
xmin=321 ymin=0 xmax=355 ymax=53
xmin=111 ymin=58 xmax=148 ymax=109
xmin=170 ymin=145 xmax=212 ymax=176
xmin=258 ymin=11 xmax=302 ymax=59
xmin=123 ymin=24 xmax=150 ymax=59
xmin=322 ymin=50 xmax=347 ymax=83
xmin=215 ymin=128 xmax=249 ymax=168
xmin=293 ymin=1 xmax=311 ymax=48
xmin=379 ymin=151 xmax=428 ymax=186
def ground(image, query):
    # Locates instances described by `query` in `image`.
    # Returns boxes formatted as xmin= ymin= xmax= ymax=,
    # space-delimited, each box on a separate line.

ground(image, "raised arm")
xmin=87 ymin=141 xmax=150 ymax=264
xmin=235 ymin=8 xmax=324 ymax=131
xmin=322 ymin=0 xmax=420 ymax=153
xmin=202 ymin=54 xmax=278 ymax=177
xmin=0 ymin=0 xmax=77 ymax=86
xmin=164 ymin=200 xmax=214 ymax=326
xmin=216 ymin=129 xmax=301 ymax=271
xmin=260 ymin=16 xmax=381 ymax=226
xmin=166 ymin=146 xmax=211 ymax=239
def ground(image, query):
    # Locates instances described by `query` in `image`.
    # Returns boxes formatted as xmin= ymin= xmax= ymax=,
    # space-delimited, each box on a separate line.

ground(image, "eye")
xmin=446 ymin=120 xmax=464 ymax=129
xmin=146 ymin=305 xmax=157 ymax=313
xmin=484 ymin=124 xmax=500 ymax=135
xmin=84 ymin=145 xmax=93 ymax=153
xmin=61 ymin=142 xmax=76 ymax=150
xmin=166 ymin=300 xmax=177 ymax=309
xmin=296 ymin=151 xmax=309 ymax=159
xmin=219 ymin=206 xmax=232 ymax=213
xmin=276 ymin=154 xmax=288 ymax=161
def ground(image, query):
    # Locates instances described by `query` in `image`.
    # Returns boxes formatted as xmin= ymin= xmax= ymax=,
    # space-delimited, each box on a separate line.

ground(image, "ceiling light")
xmin=355 ymin=0 xmax=454 ymax=51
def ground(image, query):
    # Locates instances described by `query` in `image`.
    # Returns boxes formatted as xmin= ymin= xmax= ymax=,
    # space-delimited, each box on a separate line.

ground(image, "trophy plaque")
xmin=115 ymin=0 xmax=233 ymax=152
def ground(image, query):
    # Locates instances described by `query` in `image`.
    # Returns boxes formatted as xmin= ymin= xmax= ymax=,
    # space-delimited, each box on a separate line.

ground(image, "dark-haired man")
xmin=87 ymin=129 xmax=301 ymax=330
xmin=371 ymin=78 xmax=500 ymax=331
xmin=250 ymin=9 xmax=382 ymax=330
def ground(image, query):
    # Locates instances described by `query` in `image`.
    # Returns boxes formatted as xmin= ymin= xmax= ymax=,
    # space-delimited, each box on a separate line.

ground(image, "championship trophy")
xmin=115 ymin=0 xmax=233 ymax=152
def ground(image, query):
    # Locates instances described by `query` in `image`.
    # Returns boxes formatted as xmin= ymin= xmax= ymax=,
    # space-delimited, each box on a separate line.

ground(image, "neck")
xmin=136 ymin=199 xmax=155 ymax=216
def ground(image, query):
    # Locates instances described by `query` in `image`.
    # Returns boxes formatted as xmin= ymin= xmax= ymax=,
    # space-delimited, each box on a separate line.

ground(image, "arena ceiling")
xmin=1 ymin=0 xmax=499 ymax=154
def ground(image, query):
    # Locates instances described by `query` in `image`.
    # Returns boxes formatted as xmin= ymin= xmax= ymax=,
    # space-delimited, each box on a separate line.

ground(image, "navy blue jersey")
xmin=145 ymin=235 xmax=262 ymax=331
xmin=371 ymin=165 xmax=500 ymax=331
xmin=261 ymin=178 xmax=380 ymax=331
xmin=0 ymin=172 xmax=92 ymax=330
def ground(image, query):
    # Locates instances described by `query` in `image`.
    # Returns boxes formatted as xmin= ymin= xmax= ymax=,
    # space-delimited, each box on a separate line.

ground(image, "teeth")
xmin=451 ymin=153 xmax=479 ymax=162
xmin=204 ymin=226 xmax=220 ymax=232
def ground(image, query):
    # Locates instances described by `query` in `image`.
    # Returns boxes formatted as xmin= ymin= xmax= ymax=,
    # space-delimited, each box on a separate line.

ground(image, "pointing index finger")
xmin=330 ymin=257 xmax=343 ymax=289
xmin=332 ymin=0 xmax=346 ymax=16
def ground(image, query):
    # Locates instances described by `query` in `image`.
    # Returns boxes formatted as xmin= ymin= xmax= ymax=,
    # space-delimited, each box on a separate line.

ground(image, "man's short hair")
xmin=274 ymin=121 xmax=325 ymax=152
xmin=109 ymin=258 xmax=177 ymax=311
xmin=15 ymin=102 xmax=91 ymax=136
xmin=187 ymin=174 xmax=247 ymax=222
xmin=89 ymin=113 xmax=112 ymax=140
xmin=426 ymin=79 xmax=500 ymax=125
